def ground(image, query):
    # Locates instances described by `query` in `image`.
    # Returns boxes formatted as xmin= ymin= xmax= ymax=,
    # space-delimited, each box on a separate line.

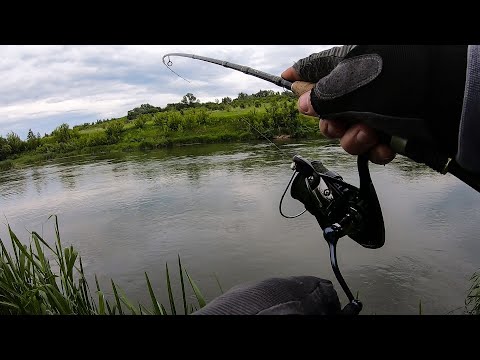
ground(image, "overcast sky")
xmin=0 ymin=45 xmax=336 ymax=139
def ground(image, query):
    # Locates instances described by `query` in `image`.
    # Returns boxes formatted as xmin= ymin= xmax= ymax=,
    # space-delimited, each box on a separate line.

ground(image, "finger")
xmin=298 ymin=91 xmax=318 ymax=117
xmin=339 ymin=123 xmax=378 ymax=155
xmin=319 ymin=119 xmax=348 ymax=139
xmin=281 ymin=67 xmax=302 ymax=81
xmin=368 ymin=144 xmax=396 ymax=165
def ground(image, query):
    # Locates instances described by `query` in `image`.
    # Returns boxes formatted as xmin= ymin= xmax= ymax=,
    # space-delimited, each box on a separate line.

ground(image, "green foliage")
xmin=73 ymin=122 xmax=93 ymax=131
xmin=181 ymin=93 xmax=199 ymax=106
xmin=105 ymin=121 xmax=124 ymax=143
xmin=52 ymin=123 xmax=78 ymax=144
xmin=164 ymin=111 xmax=183 ymax=132
xmin=86 ymin=131 xmax=109 ymax=147
xmin=0 ymin=143 xmax=12 ymax=160
xmin=127 ymin=104 xmax=160 ymax=121
xmin=181 ymin=109 xmax=198 ymax=130
xmin=26 ymin=129 xmax=41 ymax=151
xmin=152 ymin=113 xmax=167 ymax=127
xmin=196 ymin=108 xmax=210 ymax=125
xmin=0 ymin=217 xmax=207 ymax=315
xmin=6 ymin=132 xmax=24 ymax=154
xmin=134 ymin=115 xmax=148 ymax=129
xmin=138 ymin=140 xmax=156 ymax=150
xmin=0 ymin=159 xmax=13 ymax=170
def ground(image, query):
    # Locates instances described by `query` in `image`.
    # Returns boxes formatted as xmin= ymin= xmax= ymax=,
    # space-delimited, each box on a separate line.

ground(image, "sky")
xmin=0 ymin=45 xmax=337 ymax=139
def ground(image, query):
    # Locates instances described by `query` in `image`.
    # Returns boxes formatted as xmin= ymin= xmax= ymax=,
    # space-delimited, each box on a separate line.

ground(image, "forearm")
xmin=457 ymin=45 xmax=480 ymax=173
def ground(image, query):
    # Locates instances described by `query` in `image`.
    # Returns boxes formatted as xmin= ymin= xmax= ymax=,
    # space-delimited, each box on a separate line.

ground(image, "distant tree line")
xmin=0 ymin=89 xmax=317 ymax=163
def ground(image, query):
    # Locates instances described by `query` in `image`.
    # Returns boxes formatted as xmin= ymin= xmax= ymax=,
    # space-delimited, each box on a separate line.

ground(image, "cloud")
xmin=0 ymin=45 xmax=336 ymax=138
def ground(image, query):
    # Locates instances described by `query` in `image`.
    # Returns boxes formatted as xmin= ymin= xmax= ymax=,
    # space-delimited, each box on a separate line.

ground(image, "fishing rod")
xmin=163 ymin=52 xmax=480 ymax=315
xmin=163 ymin=53 xmax=293 ymax=89
xmin=163 ymin=52 xmax=480 ymax=194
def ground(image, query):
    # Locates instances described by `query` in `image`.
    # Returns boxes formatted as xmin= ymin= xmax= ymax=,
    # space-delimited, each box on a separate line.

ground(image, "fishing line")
xmin=238 ymin=116 xmax=297 ymax=161
xmin=163 ymin=54 xmax=298 ymax=161
xmin=163 ymin=56 xmax=191 ymax=83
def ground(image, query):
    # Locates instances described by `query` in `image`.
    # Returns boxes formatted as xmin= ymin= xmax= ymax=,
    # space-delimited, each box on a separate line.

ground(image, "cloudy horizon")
xmin=0 ymin=45 xmax=336 ymax=139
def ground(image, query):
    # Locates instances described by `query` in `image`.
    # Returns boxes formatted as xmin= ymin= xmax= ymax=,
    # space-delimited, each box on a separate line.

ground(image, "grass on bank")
xmin=0 ymin=215 xmax=206 ymax=315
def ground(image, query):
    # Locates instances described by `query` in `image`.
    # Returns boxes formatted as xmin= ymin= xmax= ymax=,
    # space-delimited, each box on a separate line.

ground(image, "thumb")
xmin=298 ymin=90 xmax=318 ymax=117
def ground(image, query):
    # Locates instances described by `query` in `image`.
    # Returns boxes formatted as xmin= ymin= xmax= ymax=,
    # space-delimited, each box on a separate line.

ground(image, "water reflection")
xmin=31 ymin=167 xmax=48 ymax=195
xmin=0 ymin=168 xmax=28 ymax=200
xmin=58 ymin=166 xmax=78 ymax=191
xmin=111 ymin=161 xmax=129 ymax=178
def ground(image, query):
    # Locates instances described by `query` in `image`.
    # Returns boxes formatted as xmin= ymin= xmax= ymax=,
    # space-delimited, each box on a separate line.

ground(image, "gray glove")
xmin=192 ymin=276 xmax=342 ymax=315
xmin=291 ymin=45 xmax=468 ymax=160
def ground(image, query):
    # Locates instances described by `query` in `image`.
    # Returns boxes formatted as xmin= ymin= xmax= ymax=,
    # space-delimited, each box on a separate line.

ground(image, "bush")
xmin=182 ymin=109 xmax=197 ymax=130
xmin=0 ymin=144 xmax=12 ymax=160
xmin=196 ymin=109 xmax=210 ymax=125
xmin=105 ymin=121 xmax=124 ymax=143
xmin=36 ymin=142 xmax=61 ymax=154
xmin=86 ymin=132 xmax=109 ymax=147
xmin=134 ymin=115 xmax=148 ymax=129
xmin=6 ymin=132 xmax=25 ymax=154
xmin=139 ymin=140 xmax=156 ymax=150
xmin=0 ymin=159 xmax=13 ymax=170
xmin=153 ymin=113 xmax=167 ymax=127
xmin=165 ymin=111 xmax=183 ymax=131
xmin=52 ymin=123 xmax=78 ymax=144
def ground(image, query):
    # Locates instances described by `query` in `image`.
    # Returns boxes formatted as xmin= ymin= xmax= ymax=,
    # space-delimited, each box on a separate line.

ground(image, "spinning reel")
xmin=280 ymin=154 xmax=385 ymax=315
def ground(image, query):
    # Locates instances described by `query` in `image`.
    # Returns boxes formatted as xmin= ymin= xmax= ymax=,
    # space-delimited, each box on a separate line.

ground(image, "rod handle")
xmin=291 ymin=81 xmax=315 ymax=97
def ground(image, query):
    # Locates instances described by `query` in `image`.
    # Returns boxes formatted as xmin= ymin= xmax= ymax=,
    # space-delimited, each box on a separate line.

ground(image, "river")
xmin=1 ymin=139 xmax=479 ymax=314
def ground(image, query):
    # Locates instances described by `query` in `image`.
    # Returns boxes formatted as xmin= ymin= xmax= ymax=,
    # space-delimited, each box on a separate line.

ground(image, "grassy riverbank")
xmin=0 ymin=216 xmax=207 ymax=315
xmin=0 ymin=91 xmax=323 ymax=170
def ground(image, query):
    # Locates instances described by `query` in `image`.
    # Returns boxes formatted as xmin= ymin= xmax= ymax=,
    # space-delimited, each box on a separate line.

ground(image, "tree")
xmin=181 ymin=93 xmax=198 ymax=106
xmin=0 ymin=136 xmax=11 ymax=160
xmin=254 ymin=90 xmax=275 ymax=98
xmin=221 ymin=97 xmax=232 ymax=104
xmin=27 ymin=129 xmax=35 ymax=141
xmin=26 ymin=129 xmax=41 ymax=151
xmin=6 ymin=132 xmax=24 ymax=154
xmin=52 ymin=123 xmax=74 ymax=143
xmin=127 ymin=103 xmax=160 ymax=120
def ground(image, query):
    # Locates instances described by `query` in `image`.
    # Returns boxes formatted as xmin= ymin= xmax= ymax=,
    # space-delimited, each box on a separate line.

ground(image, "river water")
xmin=1 ymin=139 xmax=479 ymax=314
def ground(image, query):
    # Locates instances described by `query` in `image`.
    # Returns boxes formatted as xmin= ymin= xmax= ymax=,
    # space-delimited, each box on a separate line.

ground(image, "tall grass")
xmin=0 ymin=215 xmax=206 ymax=315
xmin=466 ymin=270 xmax=480 ymax=315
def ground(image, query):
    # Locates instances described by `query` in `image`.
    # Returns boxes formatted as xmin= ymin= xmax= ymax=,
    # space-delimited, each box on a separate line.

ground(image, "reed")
xmin=0 ymin=215 xmax=206 ymax=315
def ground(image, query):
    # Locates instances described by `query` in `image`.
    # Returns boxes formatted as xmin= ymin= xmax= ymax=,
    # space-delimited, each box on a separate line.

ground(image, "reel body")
xmin=281 ymin=154 xmax=386 ymax=314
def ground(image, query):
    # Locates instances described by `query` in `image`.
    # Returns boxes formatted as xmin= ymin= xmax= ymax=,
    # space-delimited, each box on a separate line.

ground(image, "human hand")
xmin=282 ymin=45 xmax=468 ymax=166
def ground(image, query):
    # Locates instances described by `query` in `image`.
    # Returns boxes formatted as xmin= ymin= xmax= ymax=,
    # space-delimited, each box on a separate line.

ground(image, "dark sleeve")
xmin=456 ymin=45 xmax=480 ymax=173
xmin=191 ymin=276 xmax=341 ymax=315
